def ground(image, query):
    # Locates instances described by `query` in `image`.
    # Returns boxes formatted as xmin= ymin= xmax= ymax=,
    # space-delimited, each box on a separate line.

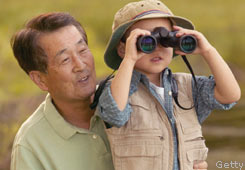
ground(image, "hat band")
xmin=132 ymin=10 xmax=172 ymax=20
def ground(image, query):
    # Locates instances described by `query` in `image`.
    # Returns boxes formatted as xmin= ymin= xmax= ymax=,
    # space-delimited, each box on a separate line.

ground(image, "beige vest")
xmin=105 ymin=73 xmax=208 ymax=170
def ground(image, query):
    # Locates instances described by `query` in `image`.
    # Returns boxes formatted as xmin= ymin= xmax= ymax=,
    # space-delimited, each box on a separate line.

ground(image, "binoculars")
xmin=137 ymin=27 xmax=197 ymax=54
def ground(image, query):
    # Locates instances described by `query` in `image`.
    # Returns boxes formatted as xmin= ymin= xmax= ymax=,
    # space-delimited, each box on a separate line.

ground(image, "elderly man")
xmin=10 ymin=12 xmax=208 ymax=170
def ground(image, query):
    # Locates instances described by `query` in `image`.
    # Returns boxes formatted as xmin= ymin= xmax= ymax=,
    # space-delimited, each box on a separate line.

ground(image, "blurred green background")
xmin=0 ymin=0 xmax=244 ymax=169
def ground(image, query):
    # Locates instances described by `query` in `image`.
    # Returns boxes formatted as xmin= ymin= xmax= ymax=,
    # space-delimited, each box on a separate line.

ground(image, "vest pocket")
xmin=182 ymin=135 xmax=208 ymax=170
xmin=113 ymin=143 xmax=163 ymax=170
xmin=177 ymin=111 xmax=208 ymax=170
xmin=177 ymin=107 xmax=201 ymax=135
xmin=129 ymin=101 xmax=160 ymax=131
xmin=185 ymin=148 xmax=208 ymax=170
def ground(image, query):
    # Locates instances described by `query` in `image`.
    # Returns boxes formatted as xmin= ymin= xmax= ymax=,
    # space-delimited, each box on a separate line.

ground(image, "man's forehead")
xmin=54 ymin=38 xmax=85 ymax=58
xmin=39 ymin=25 xmax=85 ymax=55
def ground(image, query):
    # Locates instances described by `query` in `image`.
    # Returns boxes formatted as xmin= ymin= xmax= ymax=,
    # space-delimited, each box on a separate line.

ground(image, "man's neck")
xmin=52 ymin=98 xmax=94 ymax=129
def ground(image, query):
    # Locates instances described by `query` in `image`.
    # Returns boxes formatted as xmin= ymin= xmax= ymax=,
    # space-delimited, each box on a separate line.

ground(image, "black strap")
xmin=90 ymin=71 xmax=115 ymax=110
xmin=181 ymin=55 xmax=198 ymax=87
xmin=171 ymin=55 xmax=198 ymax=110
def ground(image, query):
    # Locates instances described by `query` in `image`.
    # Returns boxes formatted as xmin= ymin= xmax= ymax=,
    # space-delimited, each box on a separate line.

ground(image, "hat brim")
xmin=104 ymin=13 xmax=194 ymax=70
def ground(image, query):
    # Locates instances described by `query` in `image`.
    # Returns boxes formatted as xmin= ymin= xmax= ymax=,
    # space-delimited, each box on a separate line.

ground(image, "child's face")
xmin=125 ymin=18 xmax=173 ymax=80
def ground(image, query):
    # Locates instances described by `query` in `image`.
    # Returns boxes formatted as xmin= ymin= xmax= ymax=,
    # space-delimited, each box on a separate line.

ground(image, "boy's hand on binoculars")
xmin=124 ymin=28 xmax=151 ymax=63
xmin=173 ymin=25 xmax=214 ymax=56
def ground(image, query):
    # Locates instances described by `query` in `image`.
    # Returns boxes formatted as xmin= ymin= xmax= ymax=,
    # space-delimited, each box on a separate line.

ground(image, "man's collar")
xmin=43 ymin=94 xmax=90 ymax=140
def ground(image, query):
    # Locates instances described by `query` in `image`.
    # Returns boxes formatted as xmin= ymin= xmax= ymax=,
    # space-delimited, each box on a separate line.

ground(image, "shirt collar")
xmin=130 ymin=68 xmax=171 ymax=93
xmin=129 ymin=68 xmax=174 ymax=117
xmin=43 ymin=94 xmax=92 ymax=140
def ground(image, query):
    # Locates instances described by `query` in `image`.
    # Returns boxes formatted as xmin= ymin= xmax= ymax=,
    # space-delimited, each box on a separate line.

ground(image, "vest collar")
xmin=130 ymin=68 xmax=172 ymax=94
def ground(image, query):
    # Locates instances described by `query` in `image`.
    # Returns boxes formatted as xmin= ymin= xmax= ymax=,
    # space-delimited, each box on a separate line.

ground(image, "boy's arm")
xmin=110 ymin=57 xmax=135 ymax=111
xmin=98 ymin=29 xmax=150 ymax=127
xmin=174 ymin=26 xmax=241 ymax=104
xmin=110 ymin=29 xmax=151 ymax=110
xmin=98 ymin=81 xmax=132 ymax=127
xmin=192 ymin=75 xmax=236 ymax=123
xmin=200 ymin=47 xmax=240 ymax=104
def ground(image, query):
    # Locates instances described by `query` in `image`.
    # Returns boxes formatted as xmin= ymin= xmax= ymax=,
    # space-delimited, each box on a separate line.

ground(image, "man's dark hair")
xmin=11 ymin=12 xmax=88 ymax=74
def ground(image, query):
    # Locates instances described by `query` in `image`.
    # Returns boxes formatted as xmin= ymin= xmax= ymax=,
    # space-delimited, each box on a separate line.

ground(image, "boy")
xmin=97 ymin=0 xmax=241 ymax=170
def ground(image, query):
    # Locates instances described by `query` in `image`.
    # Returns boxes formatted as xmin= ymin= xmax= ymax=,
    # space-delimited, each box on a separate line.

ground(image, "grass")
xmin=206 ymin=135 xmax=245 ymax=150
xmin=203 ymin=106 xmax=245 ymax=169
xmin=204 ymin=107 xmax=245 ymax=128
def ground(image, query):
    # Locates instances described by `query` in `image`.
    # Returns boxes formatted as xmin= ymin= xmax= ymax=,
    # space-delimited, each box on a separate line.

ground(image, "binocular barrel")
xmin=137 ymin=27 xmax=197 ymax=54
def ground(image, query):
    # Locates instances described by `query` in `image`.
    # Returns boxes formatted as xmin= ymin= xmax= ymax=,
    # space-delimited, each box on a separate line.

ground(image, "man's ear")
xmin=29 ymin=71 xmax=48 ymax=91
xmin=117 ymin=41 xmax=126 ymax=58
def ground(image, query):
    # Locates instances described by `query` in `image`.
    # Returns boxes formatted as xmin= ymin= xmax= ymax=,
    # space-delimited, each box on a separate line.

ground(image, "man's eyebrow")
xmin=55 ymin=48 xmax=67 ymax=58
xmin=76 ymin=39 xmax=84 ymax=45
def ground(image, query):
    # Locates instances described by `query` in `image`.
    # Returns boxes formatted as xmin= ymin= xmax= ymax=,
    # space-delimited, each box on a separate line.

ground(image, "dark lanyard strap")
xmin=171 ymin=55 xmax=198 ymax=110
xmin=90 ymin=70 xmax=115 ymax=110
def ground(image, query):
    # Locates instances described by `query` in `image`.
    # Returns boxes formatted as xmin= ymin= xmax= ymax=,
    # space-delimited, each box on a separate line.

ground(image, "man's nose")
xmin=72 ymin=55 xmax=86 ymax=72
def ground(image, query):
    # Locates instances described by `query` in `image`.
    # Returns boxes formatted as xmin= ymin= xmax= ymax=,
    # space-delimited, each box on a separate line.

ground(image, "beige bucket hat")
xmin=104 ymin=0 xmax=195 ymax=70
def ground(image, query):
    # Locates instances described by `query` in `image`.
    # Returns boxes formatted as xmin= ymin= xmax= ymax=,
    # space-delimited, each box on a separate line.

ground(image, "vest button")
xmin=168 ymin=91 xmax=172 ymax=96
xmin=159 ymin=136 xmax=164 ymax=141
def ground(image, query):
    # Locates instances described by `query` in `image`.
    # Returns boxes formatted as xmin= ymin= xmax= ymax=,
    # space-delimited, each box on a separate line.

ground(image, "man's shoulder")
xmin=13 ymin=100 xmax=47 ymax=146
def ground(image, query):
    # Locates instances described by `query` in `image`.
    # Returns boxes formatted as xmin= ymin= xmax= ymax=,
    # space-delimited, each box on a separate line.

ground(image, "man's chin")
xmin=77 ymin=86 xmax=96 ymax=100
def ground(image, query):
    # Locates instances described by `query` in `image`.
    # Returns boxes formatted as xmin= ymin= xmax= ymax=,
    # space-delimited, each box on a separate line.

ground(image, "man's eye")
xmin=61 ymin=58 xmax=70 ymax=64
xmin=79 ymin=49 xmax=86 ymax=54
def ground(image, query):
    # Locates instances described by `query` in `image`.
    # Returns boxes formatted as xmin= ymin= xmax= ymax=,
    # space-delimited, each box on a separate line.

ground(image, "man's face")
xmin=38 ymin=25 xmax=96 ymax=103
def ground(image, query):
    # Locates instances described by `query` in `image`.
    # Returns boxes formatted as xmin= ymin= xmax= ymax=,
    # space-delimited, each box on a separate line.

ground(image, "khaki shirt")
xmin=11 ymin=94 xmax=114 ymax=170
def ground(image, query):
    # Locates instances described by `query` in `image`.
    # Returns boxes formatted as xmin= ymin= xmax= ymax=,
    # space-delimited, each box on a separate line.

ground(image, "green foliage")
xmin=0 ymin=122 xmax=18 ymax=160
xmin=0 ymin=0 xmax=244 ymax=101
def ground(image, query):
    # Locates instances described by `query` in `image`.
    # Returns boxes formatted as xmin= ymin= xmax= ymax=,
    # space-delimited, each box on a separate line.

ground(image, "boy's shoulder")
xmin=173 ymin=72 xmax=193 ymax=99
xmin=173 ymin=72 xmax=192 ymax=83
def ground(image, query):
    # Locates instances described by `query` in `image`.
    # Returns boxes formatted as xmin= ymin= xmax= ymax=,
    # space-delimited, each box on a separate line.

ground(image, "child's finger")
xmin=173 ymin=25 xmax=197 ymax=37
xmin=173 ymin=25 xmax=183 ymax=30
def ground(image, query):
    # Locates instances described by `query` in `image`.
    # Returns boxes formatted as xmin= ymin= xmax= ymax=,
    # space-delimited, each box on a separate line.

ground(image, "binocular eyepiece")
xmin=137 ymin=27 xmax=197 ymax=54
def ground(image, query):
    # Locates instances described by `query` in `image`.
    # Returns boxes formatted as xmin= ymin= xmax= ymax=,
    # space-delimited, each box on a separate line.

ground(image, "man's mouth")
xmin=81 ymin=76 xmax=89 ymax=81
xmin=78 ymin=75 xmax=89 ymax=82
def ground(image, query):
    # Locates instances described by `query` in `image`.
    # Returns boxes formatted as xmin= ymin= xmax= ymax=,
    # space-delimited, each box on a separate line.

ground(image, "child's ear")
xmin=117 ymin=41 xmax=126 ymax=58
xmin=29 ymin=71 xmax=49 ymax=91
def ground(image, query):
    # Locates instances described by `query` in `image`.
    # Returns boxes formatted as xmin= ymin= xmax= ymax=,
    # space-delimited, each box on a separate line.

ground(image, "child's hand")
xmin=173 ymin=25 xmax=214 ymax=56
xmin=124 ymin=28 xmax=151 ymax=63
xmin=173 ymin=26 xmax=240 ymax=104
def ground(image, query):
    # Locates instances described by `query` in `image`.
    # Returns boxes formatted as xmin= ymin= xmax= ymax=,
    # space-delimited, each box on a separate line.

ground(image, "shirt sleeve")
xmin=192 ymin=75 xmax=236 ymax=124
xmin=11 ymin=145 xmax=45 ymax=170
xmin=97 ymin=81 xmax=132 ymax=128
